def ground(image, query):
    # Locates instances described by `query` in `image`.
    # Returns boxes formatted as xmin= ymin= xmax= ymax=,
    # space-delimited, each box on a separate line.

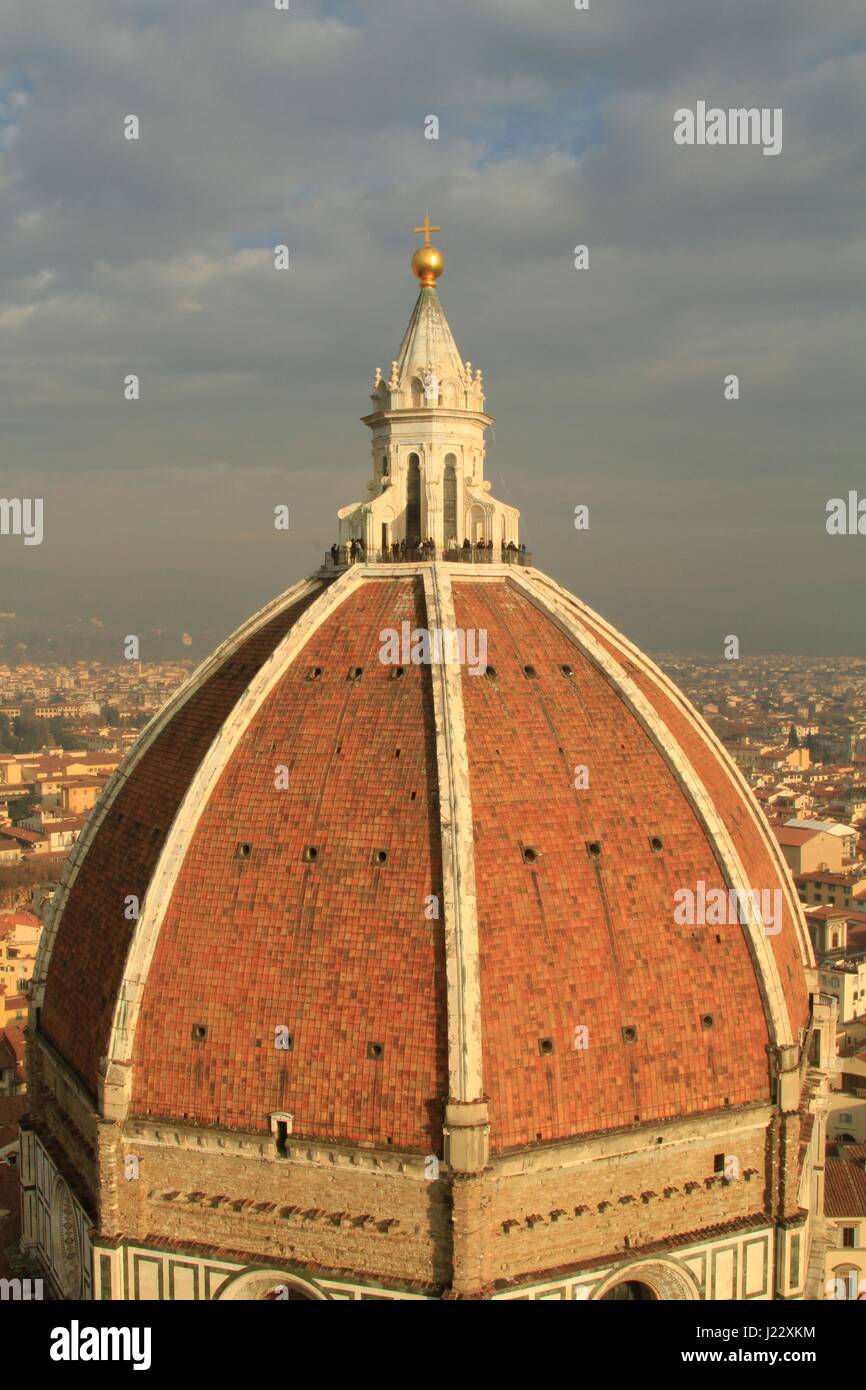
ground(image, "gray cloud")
xmin=0 ymin=0 xmax=864 ymax=654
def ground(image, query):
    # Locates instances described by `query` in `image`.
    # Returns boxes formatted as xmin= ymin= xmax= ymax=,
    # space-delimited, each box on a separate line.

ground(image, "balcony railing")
xmin=322 ymin=546 xmax=533 ymax=568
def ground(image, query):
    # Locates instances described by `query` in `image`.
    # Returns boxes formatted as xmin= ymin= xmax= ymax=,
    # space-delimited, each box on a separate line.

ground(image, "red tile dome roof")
xmin=34 ymin=565 xmax=813 ymax=1154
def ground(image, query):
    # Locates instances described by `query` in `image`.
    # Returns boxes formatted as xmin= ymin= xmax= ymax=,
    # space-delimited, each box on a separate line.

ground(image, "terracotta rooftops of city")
xmin=0 ymin=827 xmax=45 ymax=845
xmin=796 ymin=870 xmax=866 ymax=885
xmin=807 ymin=905 xmax=866 ymax=922
xmin=0 ymin=1024 xmax=26 ymax=1064
xmin=0 ymin=911 xmax=40 ymax=934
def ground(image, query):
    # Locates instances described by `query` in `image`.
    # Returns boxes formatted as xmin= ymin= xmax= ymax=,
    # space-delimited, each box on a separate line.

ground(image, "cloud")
xmin=0 ymin=0 xmax=863 ymax=652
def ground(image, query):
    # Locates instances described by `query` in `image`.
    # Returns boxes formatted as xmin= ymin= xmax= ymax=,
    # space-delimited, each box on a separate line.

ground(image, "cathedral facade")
xmin=22 ymin=229 xmax=833 ymax=1301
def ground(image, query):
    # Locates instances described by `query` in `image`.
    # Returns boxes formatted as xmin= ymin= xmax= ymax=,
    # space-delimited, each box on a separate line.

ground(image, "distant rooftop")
xmin=775 ymin=826 xmax=820 ymax=845
xmin=825 ymin=1153 xmax=866 ymax=1219
xmin=796 ymin=869 xmax=866 ymax=883
xmin=785 ymin=817 xmax=857 ymax=837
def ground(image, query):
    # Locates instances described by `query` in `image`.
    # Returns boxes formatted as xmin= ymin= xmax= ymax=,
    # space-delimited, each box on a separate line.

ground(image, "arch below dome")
xmin=215 ymin=1268 xmax=328 ymax=1301
xmin=591 ymin=1258 xmax=700 ymax=1302
xmin=600 ymin=1279 xmax=657 ymax=1301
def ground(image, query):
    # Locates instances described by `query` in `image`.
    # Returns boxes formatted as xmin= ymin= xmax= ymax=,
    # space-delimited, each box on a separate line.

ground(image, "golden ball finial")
xmin=412 ymin=215 xmax=444 ymax=286
xmin=411 ymin=243 xmax=444 ymax=286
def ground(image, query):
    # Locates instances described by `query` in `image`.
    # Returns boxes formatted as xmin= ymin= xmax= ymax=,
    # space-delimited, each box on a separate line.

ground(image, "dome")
xmin=34 ymin=567 xmax=812 ymax=1151
xmin=25 ymin=230 xmax=828 ymax=1304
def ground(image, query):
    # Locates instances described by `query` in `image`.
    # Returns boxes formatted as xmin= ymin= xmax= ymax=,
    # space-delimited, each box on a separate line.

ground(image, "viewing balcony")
xmin=322 ymin=545 xmax=533 ymax=569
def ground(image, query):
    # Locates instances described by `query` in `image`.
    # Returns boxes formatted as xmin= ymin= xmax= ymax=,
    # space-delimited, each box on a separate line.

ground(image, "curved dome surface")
xmin=35 ymin=564 xmax=813 ymax=1155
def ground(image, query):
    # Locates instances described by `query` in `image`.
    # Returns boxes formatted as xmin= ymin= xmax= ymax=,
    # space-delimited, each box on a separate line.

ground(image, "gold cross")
xmin=414 ymin=215 xmax=441 ymax=246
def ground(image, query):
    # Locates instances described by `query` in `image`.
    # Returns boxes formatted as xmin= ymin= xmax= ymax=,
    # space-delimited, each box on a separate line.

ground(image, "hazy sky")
xmin=0 ymin=0 xmax=864 ymax=660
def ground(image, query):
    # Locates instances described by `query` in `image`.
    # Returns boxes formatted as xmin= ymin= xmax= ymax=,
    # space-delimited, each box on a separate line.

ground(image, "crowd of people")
xmin=329 ymin=538 xmax=367 ymax=564
xmin=327 ymin=537 xmax=528 ymax=565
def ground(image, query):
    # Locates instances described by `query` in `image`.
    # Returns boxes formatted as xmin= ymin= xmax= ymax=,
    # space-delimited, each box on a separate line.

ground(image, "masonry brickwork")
xmin=112 ymin=1135 xmax=452 ymax=1290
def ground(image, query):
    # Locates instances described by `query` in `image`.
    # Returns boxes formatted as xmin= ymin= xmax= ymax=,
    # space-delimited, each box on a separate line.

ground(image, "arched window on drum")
xmin=406 ymin=454 xmax=421 ymax=544
xmin=443 ymin=455 xmax=457 ymax=543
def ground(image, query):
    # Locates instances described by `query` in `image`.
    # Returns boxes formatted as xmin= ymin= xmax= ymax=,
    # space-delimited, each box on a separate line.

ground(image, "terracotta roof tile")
xmin=825 ymin=1156 xmax=866 ymax=1217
